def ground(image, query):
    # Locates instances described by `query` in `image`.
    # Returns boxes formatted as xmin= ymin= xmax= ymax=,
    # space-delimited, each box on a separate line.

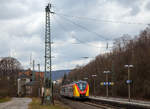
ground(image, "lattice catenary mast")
xmin=44 ymin=3 xmax=54 ymax=104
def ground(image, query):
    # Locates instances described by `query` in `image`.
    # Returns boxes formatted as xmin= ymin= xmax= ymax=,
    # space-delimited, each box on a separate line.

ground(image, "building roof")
xmin=18 ymin=73 xmax=31 ymax=79
xmin=26 ymin=81 xmax=40 ymax=86
xmin=19 ymin=70 xmax=44 ymax=80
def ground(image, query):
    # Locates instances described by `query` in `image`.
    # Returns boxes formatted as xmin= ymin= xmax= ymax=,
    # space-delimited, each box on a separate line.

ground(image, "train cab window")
xmin=77 ymin=82 xmax=87 ymax=91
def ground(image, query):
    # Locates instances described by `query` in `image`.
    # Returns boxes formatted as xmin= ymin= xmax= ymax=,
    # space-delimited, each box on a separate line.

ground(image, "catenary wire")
xmin=56 ymin=13 xmax=148 ymax=25
xmin=54 ymin=15 xmax=111 ymax=48
xmin=56 ymin=14 xmax=111 ymax=41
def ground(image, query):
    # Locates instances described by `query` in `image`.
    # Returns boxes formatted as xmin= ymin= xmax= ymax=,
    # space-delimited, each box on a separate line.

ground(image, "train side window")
xmin=65 ymin=88 xmax=67 ymax=92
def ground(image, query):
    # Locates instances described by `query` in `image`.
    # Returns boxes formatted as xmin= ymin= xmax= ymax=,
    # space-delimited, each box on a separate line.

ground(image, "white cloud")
xmin=0 ymin=0 xmax=149 ymax=71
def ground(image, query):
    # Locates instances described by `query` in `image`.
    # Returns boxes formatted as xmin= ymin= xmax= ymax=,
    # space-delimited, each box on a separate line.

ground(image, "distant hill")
xmin=19 ymin=69 xmax=71 ymax=81
xmin=52 ymin=69 xmax=71 ymax=80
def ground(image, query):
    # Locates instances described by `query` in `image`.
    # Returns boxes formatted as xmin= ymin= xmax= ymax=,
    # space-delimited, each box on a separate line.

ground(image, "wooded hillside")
xmin=64 ymin=27 xmax=150 ymax=99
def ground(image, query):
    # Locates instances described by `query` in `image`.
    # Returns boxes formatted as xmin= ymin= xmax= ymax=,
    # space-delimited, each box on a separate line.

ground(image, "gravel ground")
xmin=0 ymin=97 xmax=32 ymax=109
xmin=60 ymin=98 xmax=102 ymax=109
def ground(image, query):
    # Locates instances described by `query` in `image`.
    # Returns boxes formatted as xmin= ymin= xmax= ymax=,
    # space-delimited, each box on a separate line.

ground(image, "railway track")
xmin=55 ymin=93 xmax=149 ymax=109
xmin=87 ymin=99 xmax=124 ymax=109
xmin=58 ymin=95 xmax=123 ymax=109
xmin=82 ymin=101 xmax=116 ymax=109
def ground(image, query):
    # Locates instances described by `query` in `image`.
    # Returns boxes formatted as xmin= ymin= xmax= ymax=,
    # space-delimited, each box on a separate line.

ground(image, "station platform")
xmin=89 ymin=96 xmax=150 ymax=108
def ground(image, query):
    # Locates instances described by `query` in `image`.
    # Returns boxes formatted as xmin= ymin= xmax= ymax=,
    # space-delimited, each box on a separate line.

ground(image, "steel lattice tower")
xmin=44 ymin=3 xmax=53 ymax=104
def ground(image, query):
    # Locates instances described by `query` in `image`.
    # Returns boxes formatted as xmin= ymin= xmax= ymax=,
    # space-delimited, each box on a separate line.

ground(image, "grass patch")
xmin=0 ymin=97 xmax=11 ymax=103
xmin=29 ymin=98 xmax=70 ymax=109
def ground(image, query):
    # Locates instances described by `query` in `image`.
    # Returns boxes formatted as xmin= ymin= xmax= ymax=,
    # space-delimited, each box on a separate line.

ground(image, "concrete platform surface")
xmin=90 ymin=96 xmax=150 ymax=108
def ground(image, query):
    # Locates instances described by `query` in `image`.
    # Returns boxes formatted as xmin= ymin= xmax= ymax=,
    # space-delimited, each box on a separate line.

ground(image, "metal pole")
xmin=92 ymin=75 xmax=96 ymax=96
xmin=33 ymin=60 xmax=35 ymax=71
xmin=111 ymin=60 xmax=115 ymax=96
xmin=128 ymin=67 xmax=131 ymax=102
xmin=37 ymin=64 xmax=40 ymax=72
xmin=37 ymin=64 xmax=40 ymax=81
xmin=106 ymin=73 xmax=109 ymax=97
xmin=48 ymin=4 xmax=54 ymax=105
xmin=30 ymin=54 xmax=32 ymax=70
xmin=44 ymin=3 xmax=54 ymax=104
xmin=33 ymin=60 xmax=35 ymax=81
xmin=94 ymin=79 xmax=95 ymax=96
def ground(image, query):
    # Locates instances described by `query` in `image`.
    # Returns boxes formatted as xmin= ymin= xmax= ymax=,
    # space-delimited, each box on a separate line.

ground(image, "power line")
xmin=54 ymin=16 xmax=98 ymax=47
xmin=56 ymin=14 xmax=111 ymax=41
xmin=56 ymin=13 xmax=148 ymax=25
xmin=54 ymin=16 xmax=110 ymax=48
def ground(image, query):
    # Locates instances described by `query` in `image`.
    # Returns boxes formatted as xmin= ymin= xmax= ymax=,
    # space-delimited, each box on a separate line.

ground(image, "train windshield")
xmin=76 ymin=82 xmax=87 ymax=91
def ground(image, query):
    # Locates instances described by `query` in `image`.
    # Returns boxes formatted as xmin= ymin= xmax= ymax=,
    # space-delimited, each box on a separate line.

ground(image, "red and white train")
xmin=60 ymin=81 xmax=89 ymax=99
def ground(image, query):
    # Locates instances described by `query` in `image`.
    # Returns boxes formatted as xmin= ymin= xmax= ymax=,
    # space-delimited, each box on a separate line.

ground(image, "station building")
xmin=17 ymin=69 xmax=44 ymax=97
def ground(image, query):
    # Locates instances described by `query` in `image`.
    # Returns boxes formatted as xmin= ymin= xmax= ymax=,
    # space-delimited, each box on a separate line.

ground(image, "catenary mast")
xmin=44 ymin=3 xmax=54 ymax=104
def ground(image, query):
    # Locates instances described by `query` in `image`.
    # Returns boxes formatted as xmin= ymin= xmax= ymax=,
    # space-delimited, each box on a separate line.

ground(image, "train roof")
xmin=61 ymin=80 xmax=87 ymax=87
xmin=75 ymin=80 xmax=87 ymax=83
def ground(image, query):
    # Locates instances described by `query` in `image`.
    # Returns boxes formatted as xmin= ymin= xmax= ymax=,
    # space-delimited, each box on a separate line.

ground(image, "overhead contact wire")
xmin=56 ymin=13 xmax=148 ymax=25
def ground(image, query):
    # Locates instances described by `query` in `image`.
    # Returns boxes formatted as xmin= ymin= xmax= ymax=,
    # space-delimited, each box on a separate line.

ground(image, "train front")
xmin=73 ymin=81 xmax=89 ymax=99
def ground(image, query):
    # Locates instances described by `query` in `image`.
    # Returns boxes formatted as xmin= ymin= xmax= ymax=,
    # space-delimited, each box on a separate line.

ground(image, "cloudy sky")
xmin=0 ymin=0 xmax=150 ymax=71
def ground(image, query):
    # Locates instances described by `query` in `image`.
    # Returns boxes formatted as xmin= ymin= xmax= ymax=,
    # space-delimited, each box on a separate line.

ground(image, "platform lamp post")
xmin=81 ymin=56 xmax=94 ymax=62
xmin=81 ymin=57 xmax=95 ymax=60
xmin=124 ymin=65 xmax=133 ymax=102
xmin=92 ymin=75 xmax=97 ymax=96
xmin=103 ymin=71 xmax=111 ymax=97
xmin=7 ymin=76 xmax=10 ymax=96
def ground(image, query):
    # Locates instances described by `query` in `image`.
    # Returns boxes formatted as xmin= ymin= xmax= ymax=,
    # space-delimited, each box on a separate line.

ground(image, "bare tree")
xmin=0 ymin=57 xmax=22 ymax=97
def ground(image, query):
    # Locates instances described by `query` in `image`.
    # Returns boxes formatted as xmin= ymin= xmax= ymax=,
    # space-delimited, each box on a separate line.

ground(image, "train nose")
xmin=80 ymin=93 xmax=85 ymax=97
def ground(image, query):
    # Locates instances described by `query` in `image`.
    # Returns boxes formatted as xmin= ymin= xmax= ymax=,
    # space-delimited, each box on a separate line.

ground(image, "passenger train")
xmin=60 ymin=81 xmax=89 ymax=99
